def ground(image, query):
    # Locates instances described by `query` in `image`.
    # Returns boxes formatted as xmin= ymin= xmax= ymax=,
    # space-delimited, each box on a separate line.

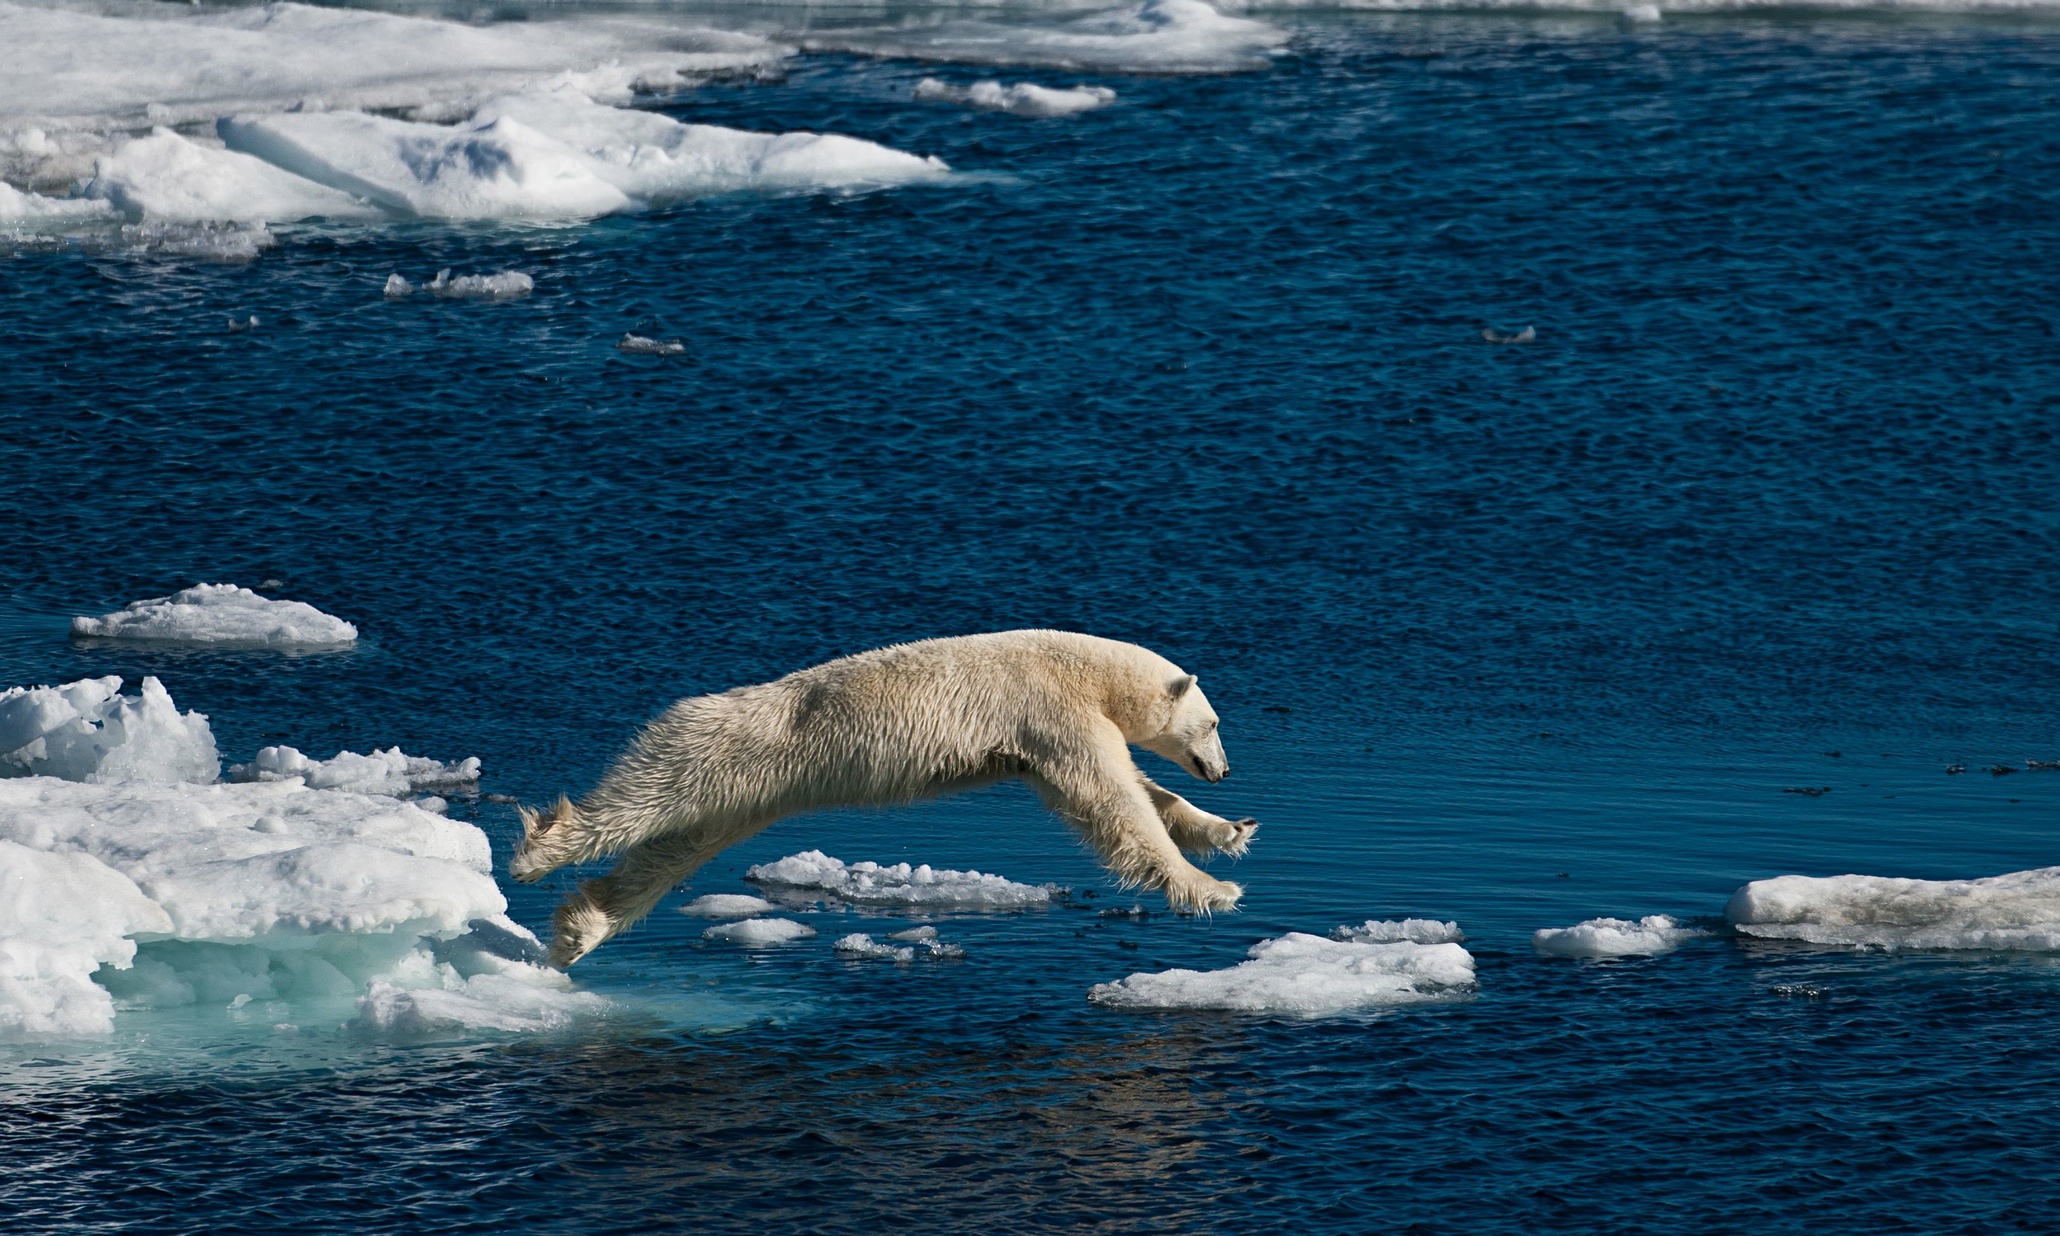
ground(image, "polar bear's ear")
xmin=1168 ymin=674 xmax=1196 ymax=698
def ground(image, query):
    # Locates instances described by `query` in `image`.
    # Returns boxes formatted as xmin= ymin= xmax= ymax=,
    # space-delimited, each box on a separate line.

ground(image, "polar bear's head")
xmin=1142 ymin=675 xmax=1229 ymax=783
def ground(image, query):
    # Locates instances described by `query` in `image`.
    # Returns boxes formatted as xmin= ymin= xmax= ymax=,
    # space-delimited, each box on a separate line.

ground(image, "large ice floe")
xmin=72 ymin=583 xmax=358 ymax=648
xmin=746 ymin=849 xmax=1057 ymax=909
xmin=1726 ymin=867 xmax=2060 ymax=951
xmin=1532 ymin=914 xmax=1707 ymax=958
xmin=0 ymin=674 xmax=589 ymax=1040
xmin=1090 ymin=931 xmax=1477 ymax=1013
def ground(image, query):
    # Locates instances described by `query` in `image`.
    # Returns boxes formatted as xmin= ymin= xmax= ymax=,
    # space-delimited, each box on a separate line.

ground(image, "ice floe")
xmin=1533 ymin=914 xmax=1707 ymax=958
xmin=680 ymin=893 xmax=776 ymax=918
xmin=0 ymin=674 xmax=586 ymax=1040
xmin=619 ymin=334 xmax=687 ymax=356
xmin=0 ymin=675 xmax=218 ymax=784
xmin=228 ymin=746 xmax=481 ymax=798
xmin=71 ymin=583 xmax=358 ymax=647
xmin=0 ymin=180 xmax=112 ymax=224
xmin=809 ymin=0 xmax=1286 ymax=74
xmin=705 ymin=918 xmax=816 ymax=946
xmin=833 ymin=932 xmax=916 ymax=961
xmin=747 ymin=850 xmax=1056 ymax=909
xmin=1089 ymin=932 xmax=1477 ymax=1013
xmin=1332 ymin=918 xmax=1466 ymax=945
xmin=914 ymin=78 xmax=1116 ymax=117
xmin=1726 ymin=867 xmax=2060 ymax=951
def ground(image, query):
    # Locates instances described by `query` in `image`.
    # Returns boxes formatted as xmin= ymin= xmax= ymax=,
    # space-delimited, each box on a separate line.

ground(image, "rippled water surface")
xmin=6 ymin=13 xmax=2060 ymax=1231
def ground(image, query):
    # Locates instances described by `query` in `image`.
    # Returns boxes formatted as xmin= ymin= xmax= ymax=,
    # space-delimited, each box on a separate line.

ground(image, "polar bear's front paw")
xmin=1163 ymin=873 xmax=1243 ymax=916
xmin=1220 ymin=817 xmax=1259 ymax=858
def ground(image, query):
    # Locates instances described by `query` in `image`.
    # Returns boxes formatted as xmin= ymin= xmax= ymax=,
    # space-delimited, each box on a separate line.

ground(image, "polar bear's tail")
xmin=509 ymin=795 xmax=582 ymax=883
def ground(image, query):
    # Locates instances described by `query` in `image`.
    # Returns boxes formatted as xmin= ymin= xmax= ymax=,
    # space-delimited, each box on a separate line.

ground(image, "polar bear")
xmin=512 ymin=630 xmax=1258 ymax=967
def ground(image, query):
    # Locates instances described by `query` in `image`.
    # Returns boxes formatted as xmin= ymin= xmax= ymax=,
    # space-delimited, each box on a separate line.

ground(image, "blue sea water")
xmin=6 ymin=10 xmax=2060 ymax=1231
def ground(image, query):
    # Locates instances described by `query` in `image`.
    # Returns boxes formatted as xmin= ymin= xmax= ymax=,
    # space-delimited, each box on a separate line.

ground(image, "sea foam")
xmin=1089 ymin=933 xmax=1477 ymax=1012
xmin=1727 ymin=867 xmax=2060 ymax=951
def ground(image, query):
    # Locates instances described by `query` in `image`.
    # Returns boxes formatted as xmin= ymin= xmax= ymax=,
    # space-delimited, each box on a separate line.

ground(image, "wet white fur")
xmin=512 ymin=630 xmax=1257 ymax=967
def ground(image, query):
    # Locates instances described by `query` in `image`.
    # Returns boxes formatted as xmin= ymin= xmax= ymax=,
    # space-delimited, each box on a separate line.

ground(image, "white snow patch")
xmin=72 ymin=583 xmax=358 ymax=647
xmin=915 ymin=78 xmax=1116 ymax=117
xmin=833 ymin=932 xmax=915 ymax=962
xmin=679 ymin=893 xmax=776 ymax=918
xmin=704 ymin=918 xmax=816 ymax=945
xmin=810 ymin=0 xmax=1287 ymax=75
xmin=229 ymin=745 xmax=481 ymax=798
xmin=747 ymin=849 xmax=1055 ymax=909
xmin=1090 ymin=932 xmax=1477 ymax=1013
xmin=0 ymin=675 xmax=218 ymax=785
xmin=1727 ymin=866 xmax=2060 ymax=951
xmin=1533 ymin=914 xmax=1707 ymax=958
xmin=1332 ymin=918 xmax=1466 ymax=945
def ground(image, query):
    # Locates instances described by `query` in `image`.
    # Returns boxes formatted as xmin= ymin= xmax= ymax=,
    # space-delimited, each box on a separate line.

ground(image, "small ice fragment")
xmin=1532 ymin=914 xmax=1706 ymax=958
xmin=1623 ymin=4 xmax=1662 ymax=21
xmin=228 ymin=992 xmax=252 ymax=1009
xmin=1332 ymin=918 xmax=1465 ymax=945
xmin=1726 ymin=866 xmax=2060 ymax=951
xmin=887 ymin=925 xmax=937 ymax=941
xmin=427 ymin=269 xmax=532 ymax=300
xmin=679 ymin=893 xmax=775 ymax=918
xmin=384 ymin=273 xmax=413 ymax=297
xmin=703 ymin=918 xmax=814 ymax=946
xmin=747 ymin=850 xmax=1055 ymax=909
xmin=1090 ymin=933 xmax=1476 ymax=1013
xmin=71 ymin=583 xmax=357 ymax=647
xmin=1483 ymin=326 xmax=1537 ymax=344
xmin=920 ymin=939 xmax=965 ymax=959
xmin=833 ymin=933 xmax=915 ymax=962
xmin=914 ymin=77 xmax=1116 ymax=118
xmin=618 ymin=334 xmax=685 ymax=356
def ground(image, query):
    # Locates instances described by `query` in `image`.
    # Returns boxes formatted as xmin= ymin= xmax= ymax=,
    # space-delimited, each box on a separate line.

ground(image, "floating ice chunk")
xmin=356 ymin=966 xmax=606 ymax=1034
xmin=833 ymin=932 xmax=915 ymax=962
xmin=810 ymin=0 xmax=1286 ymax=75
xmin=914 ymin=78 xmax=1116 ymax=118
xmin=1533 ymin=914 xmax=1706 ymax=958
xmin=0 ymin=675 xmax=218 ymax=785
xmin=679 ymin=893 xmax=775 ymax=918
xmin=704 ymin=918 xmax=816 ymax=946
xmin=1090 ymin=933 xmax=1477 ymax=1013
xmin=887 ymin=925 xmax=938 ymax=941
xmin=72 ymin=583 xmax=358 ymax=647
xmin=228 ymin=745 xmax=481 ymax=798
xmin=471 ymin=89 xmax=949 ymax=202
xmin=0 ymin=181 xmax=113 ymax=223
xmin=428 ymin=269 xmax=533 ymax=299
xmin=85 ymin=129 xmax=374 ymax=223
xmin=618 ymin=334 xmax=685 ymax=356
xmin=0 ymin=841 xmax=172 ymax=1038
xmin=1726 ymin=866 xmax=2060 ymax=951
xmin=1623 ymin=4 xmax=1664 ymax=21
xmin=747 ymin=849 xmax=1055 ymax=909
xmin=1332 ymin=918 xmax=1466 ymax=945
xmin=383 ymin=273 xmax=413 ymax=297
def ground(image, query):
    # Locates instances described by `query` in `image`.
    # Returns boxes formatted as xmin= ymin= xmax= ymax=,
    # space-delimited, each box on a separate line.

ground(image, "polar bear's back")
xmin=592 ymin=630 xmax=1177 ymax=828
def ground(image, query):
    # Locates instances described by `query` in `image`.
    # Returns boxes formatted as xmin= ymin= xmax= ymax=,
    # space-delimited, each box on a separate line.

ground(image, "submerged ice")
xmin=72 ymin=583 xmax=358 ymax=647
xmin=1727 ymin=867 xmax=2060 ymax=951
xmin=747 ymin=850 xmax=1056 ymax=909
xmin=1090 ymin=932 xmax=1477 ymax=1013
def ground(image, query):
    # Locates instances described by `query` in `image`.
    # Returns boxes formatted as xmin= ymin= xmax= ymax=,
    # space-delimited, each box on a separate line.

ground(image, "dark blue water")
xmin=6 ymin=13 xmax=2060 ymax=1231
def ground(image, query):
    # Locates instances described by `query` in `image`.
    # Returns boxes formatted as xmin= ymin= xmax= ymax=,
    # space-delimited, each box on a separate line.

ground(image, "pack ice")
xmin=72 ymin=583 xmax=358 ymax=647
xmin=1726 ymin=867 xmax=2060 ymax=951
xmin=810 ymin=0 xmax=1286 ymax=74
xmin=1089 ymin=932 xmax=1477 ymax=1013
xmin=0 ymin=674 xmax=589 ymax=1039
xmin=746 ymin=850 xmax=1056 ymax=909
